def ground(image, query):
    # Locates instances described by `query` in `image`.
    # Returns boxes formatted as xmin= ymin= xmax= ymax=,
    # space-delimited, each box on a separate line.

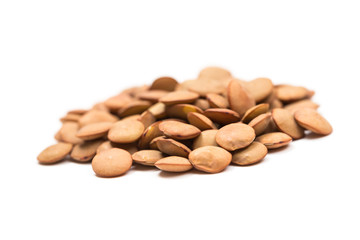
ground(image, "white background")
xmin=1 ymin=1 xmax=359 ymax=239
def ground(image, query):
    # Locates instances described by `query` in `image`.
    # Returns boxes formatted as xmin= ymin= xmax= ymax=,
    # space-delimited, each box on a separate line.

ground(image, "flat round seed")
xmin=248 ymin=112 xmax=272 ymax=136
xmin=155 ymin=156 xmax=193 ymax=172
xmin=284 ymin=99 xmax=319 ymax=114
xmin=159 ymin=120 xmax=201 ymax=140
xmin=244 ymin=77 xmax=274 ymax=102
xmin=96 ymin=141 xmax=138 ymax=155
xmin=256 ymin=132 xmax=292 ymax=149
xmin=276 ymin=85 xmax=311 ymax=102
xmin=104 ymin=94 xmax=133 ymax=111
xmin=272 ymin=108 xmax=304 ymax=139
xmin=159 ymin=91 xmax=199 ymax=105
xmin=206 ymin=93 xmax=229 ymax=108
xmin=60 ymin=113 xmax=81 ymax=122
xmin=76 ymin=122 xmax=113 ymax=140
xmin=59 ymin=122 xmax=83 ymax=144
xmin=138 ymin=110 xmax=156 ymax=129
xmin=227 ymin=79 xmax=256 ymax=117
xmin=166 ymin=104 xmax=203 ymax=120
xmin=187 ymin=112 xmax=215 ymax=131
xmin=241 ymin=103 xmax=270 ymax=123
xmin=157 ymin=138 xmax=191 ymax=157
xmin=117 ymin=100 xmax=152 ymax=117
xmin=198 ymin=66 xmax=232 ymax=81
xmin=150 ymin=76 xmax=178 ymax=91
xmin=37 ymin=143 xmax=73 ymax=164
xmin=138 ymin=90 xmax=169 ymax=102
xmin=138 ymin=121 xmax=164 ymax=149
xmin=216 ymin=123 xmax=255 ymax=151
xmin=194 ymin=98 xmax=210 ymax=111
xmin=70 ymin=139 xmax=104 ymax=162
xmin=148 ymin=102 xmax=167 ymax=119
xmin=132 ymin=150 xmax=165 ymax=166
xmin=108 ymin=119 xmax=145 ymax=143
xmin=92 ymin=148 xmax=132 ymax=177
xmin=189 ymin=146 xmax=232 ymax=173
xmin=78 ymin=110 xmax=118 ymax=127
xmin=193 ymin=129 xmax=218 ymax=149
xmin=204 ymin=108 xmax=240 ymax=125
xmin=232 ymin=142 xmax=268 ymax=166
xmin=294 ymin=108 xmax=332 ymax=135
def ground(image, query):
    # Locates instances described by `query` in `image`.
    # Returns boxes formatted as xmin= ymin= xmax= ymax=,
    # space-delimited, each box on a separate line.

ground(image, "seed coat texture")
xmin=76 ymin=122 xmax=113 ymax=140
xmin=232 ymin=142 xmax=268 ymax=166
xmin=108 ymin=120 xmax=145 ymax=143
xmin=189 ymin=146 xmax=232 ymax=173
xmin=256 ymin=132 xmax=292 ymax=149
xmin=37 ymin=143 xmax=73 ymax=164
xmin=155 ymin=156 xmax=193 ymax=172
xmin=132 ymin=150 xmax=165 ymax=166
xmin=156 ymin=138 xmax=191 ymax=157
xmin=187 ymin=112 xmax=215 ymax=131
xmin=92 ymin=148 xmax=133 ymax=177
xmin=159 ymin=120 xmax=201 ymax=140
xmin=294 ymin=108 xmax=332 ymax=135
xmin=216 ymin=123 xmax=256 ymax=151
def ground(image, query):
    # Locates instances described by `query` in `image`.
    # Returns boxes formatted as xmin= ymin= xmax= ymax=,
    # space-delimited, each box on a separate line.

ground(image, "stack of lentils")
xmin=38 ymin=67 xmax=333 ymax=177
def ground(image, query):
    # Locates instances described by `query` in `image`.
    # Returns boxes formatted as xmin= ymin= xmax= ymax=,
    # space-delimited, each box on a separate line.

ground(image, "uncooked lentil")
xmin=38 ymin=66 xmax=332 ymax=177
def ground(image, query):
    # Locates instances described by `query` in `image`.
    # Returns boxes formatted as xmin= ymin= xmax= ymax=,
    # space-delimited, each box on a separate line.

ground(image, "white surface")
xmin=1 ymin=1 xmax=359 ymax=240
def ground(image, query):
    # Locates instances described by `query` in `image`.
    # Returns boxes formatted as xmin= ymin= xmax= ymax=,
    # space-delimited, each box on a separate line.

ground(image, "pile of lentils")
xmin=37 ymin=67 xmax=333 ymax=177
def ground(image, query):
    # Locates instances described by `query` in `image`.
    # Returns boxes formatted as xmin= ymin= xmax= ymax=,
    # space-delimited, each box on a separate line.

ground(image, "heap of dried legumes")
xmin=38 ymin=67 xmax=332 ymax=177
